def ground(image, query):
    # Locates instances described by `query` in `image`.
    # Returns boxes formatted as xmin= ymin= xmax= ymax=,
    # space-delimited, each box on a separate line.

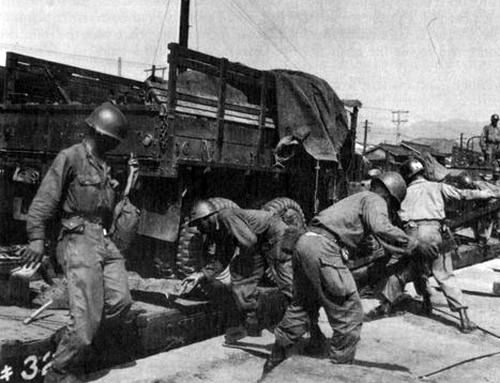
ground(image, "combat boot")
xmin=364 ymin=300 xmax=391 ymax=320
xmin=262 ymin=342 xmax=288 ymax=376
xmin=420 ymin=295 xmax=433 ymax=316
xmin=304 ymin=323 xmax=327 ymax=355
xmin=224 ymin=325 xmax=247 ymax=344
xmin=44 ymin=368 xmax=81 ymax=383
xmin=245 ymin=311 xmax=262 ymax=337
xmin=458 ymin=308 xmax=477 ymax=334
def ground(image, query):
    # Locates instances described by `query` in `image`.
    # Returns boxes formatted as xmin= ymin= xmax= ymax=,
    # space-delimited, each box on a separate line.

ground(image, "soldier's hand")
xmin=21 ymin=240 xmax=45 ymax=268
xmin=128 ymin=153 xmax=139 ymax=169
xmin=179 ymin=272 xmax=204 ymax=295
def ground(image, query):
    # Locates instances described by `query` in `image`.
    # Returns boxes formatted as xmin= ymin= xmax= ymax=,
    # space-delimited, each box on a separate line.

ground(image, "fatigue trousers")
xmin=274 ymin=233 xmax=363 ymax=363
xmin=53 ymin=220 xmax=132 ymax=373
xmin=230 ymin=219 xmax=293 ymax=314
xmin=481 ymin=143 xmax=500 ymax=164
xmin=381 ymin=222 xmax=466 ymax=311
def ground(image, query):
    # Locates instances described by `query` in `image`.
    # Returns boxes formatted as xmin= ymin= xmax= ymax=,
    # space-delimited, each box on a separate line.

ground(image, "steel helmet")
xmin=188 ymin=200 xmax=218 ymax=226
xmin=400 ymin=158 xmax=425 ymax=182
xmin=456 ymin=171 xmax=474 ymax=188
xmin=373 ymin=171 xmax=407 ymax=204
xmin=491 ymin=114 xmax=499 ymax=122
xmin=85 ymin=102 xmax=128 ymax=142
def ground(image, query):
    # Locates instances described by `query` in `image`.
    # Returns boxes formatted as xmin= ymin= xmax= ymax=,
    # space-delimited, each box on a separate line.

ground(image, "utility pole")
xmin=362 ymin=120 xmax=371 ymax=154
xmin=179 ymin=0 xmax=191 ymax=49
xmin=117 ymin=57 xmax=122 ymax=76
xmin=392 ymin=110 xmax=409 ymax=144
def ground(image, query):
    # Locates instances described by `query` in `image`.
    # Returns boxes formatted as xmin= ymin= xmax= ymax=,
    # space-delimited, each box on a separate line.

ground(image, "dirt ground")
xmin=86 ymin=261 xmax=500 ymax=383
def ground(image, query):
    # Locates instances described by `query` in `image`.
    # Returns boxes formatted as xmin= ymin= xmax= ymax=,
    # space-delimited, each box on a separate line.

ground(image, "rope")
xmin=431 ymin=305 xmax=500 ymax=340
xmin=418 ymin=350 xmax=500 ymax=379
xmin=152 ymin=0 xmax=172 ymax=65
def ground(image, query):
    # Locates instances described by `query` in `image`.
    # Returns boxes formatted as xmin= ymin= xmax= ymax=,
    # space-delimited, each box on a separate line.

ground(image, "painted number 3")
xmin=20 ymin=352 xmax=52 ymax=381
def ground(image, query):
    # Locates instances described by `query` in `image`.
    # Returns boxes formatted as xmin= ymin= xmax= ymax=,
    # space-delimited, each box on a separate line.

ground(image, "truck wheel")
xmin=261 ymin=197 xmax=306 ymax=284
xmin=175 ymin=198 xmax=239 ymax=279
xmin=262 ymin=197 xmax=306 ymax=229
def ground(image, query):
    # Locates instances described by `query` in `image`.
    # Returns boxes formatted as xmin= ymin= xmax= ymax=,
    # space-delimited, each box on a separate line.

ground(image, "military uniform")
xmin=382 ymin=179 xmax=494 ymax=311
xmin=274 ymin=191 xmax=412 ymax=363
xmin=201 ymin=208 xmax=292 ymax=313
xmin=480 ymin=123 xmax=500 ymax=163
xmin=27 ymin=141 xmax=132 ymax=374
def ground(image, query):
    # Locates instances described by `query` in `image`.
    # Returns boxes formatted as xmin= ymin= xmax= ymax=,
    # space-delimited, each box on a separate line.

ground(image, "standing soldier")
xmin=182 ymin=202 xmax=293 ymax=343
xmin=263 ymin=172 xmax=417 ymax=375
xmin=480 ymin=114 xmax=500 ymax=164
xmin=22 ymin=103 xmax=133 ymax=383
xmin=369 ymin=158 xmax=497 ymax=332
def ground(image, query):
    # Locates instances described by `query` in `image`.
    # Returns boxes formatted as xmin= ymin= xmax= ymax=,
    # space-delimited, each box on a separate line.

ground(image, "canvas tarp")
xmin=271 ymin=70 xmax=349 ymax=163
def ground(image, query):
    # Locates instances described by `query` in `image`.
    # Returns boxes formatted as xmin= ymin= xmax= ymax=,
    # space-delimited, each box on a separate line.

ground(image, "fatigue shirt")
xmin=202 ymin=208 xmax=280 ymax=279
xmin=481 ymin=124 xmax=500 ymax=145
xmin=27 ymin=142 xmax=116 ymax=241
xmin=399 ymin=178 xmax=492 ymax=223
xmin=310 ymin=191 xmax=410 ymax=253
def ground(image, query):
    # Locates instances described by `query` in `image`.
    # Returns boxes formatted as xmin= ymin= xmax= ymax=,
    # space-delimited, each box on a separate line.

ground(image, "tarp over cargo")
xmin=271 ymin=70 xmax=350 ymax=163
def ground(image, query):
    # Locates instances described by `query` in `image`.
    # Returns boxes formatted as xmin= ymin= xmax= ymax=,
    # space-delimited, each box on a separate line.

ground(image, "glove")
xmin=21 ymin=239 xmax=45 ymax=268
xmin=178 ymin=272 xmax=205 ymax=296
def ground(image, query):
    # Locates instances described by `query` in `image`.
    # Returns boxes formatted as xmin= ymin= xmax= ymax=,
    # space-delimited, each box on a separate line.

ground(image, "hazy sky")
xmin=1 ymin=0 xmax=499 ymax=139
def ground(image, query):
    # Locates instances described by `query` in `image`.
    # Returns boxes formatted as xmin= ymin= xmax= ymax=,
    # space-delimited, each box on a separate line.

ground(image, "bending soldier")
xmin=369 ymin=158 xmax=498 ymax=332
xmin=263 ymin=172 xmax=417 ymax=375
xmin=480 ymin=114 xmax=500 ymax=164
xmin=23 ymin=103 xmax=133 ymax=383
xmin=183 ymin=201 xmax=293 ymax=343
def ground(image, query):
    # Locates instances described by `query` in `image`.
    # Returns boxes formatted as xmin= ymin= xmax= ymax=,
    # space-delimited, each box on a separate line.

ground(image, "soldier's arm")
xmin=219 ymin=210 xmax=258 ymax=248
xmin=363 ymin=198 xmax=414 ymax=255
xmin=200 ymin=236 xmax=233 ymax=281
xmin=26 ymin=152 xmax=71 ymax=241
xmin=441 ymin=183 xmax=495 ymax=201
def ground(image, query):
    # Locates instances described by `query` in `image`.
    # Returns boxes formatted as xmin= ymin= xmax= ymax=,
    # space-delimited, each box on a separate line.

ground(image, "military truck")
xmin=0 ymin=43 xmax=369 ymax=381
xmin=0 ymin=44 xmax=363 ymax=279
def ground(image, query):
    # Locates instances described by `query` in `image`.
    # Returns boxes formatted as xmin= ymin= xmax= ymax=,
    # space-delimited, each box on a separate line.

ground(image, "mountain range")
xmin=366 ymin=119 xmax=487 ymax=153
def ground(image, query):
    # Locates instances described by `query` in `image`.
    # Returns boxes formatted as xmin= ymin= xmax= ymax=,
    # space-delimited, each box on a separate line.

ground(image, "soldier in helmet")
xmin=182 ymin=200 xmax=293 ymax=343
xmin=23 ymin=102 xmax=133 ymax=382
xmin=480 ymin=114 xmax=500 ymax=164
xmin=262 ymin=172 xmax=417 ymax=376
xmin=368 ymin=158 xmax=498 ymax=333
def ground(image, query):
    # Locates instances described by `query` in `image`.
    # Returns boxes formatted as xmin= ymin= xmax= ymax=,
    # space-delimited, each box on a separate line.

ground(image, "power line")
xmin=246 ymin=1 xmax=313 ymax=70
xmin=225 ymin=0 xmax=301 ymax=69
xmin=152 ymin=0 xmax=171 ymax=65
xmin=194 ymin=0 xmax=200 ymax=50
xmin=392 ymin=110 xmax=410 ymax=143
xmin=0 ymin=42 xmax=150 ymax=67
xmin=363 ymin=105 xmax=394 ymax=112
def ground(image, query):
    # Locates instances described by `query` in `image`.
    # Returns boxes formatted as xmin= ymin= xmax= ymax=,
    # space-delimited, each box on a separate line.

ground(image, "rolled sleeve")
xmin=441 ymin=183 xmax=494 ymax=201
xmin=363 ymin=197 xmax=410 ymax=253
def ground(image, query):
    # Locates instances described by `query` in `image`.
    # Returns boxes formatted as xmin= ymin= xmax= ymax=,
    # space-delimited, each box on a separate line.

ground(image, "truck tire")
xmin=261 ymin=197 xmax=306 ymax=284
xmin=262 ymin=197 xmax=306 ymax=229
xmin=175 ymin=198 xmax=239 ymax=279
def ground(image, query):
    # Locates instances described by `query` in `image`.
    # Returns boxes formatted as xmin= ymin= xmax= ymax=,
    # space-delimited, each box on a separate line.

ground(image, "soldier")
xmin=262 ymin=172 xmax=417 ymax=375
xmin=480 ymin=114 xmax=500 ymax=163
xmin=368 ymin=158 xmax=498 ymax=333
xmin=22 ymin=102 xmax=134 ymax=383
xmin=182 ymin=201 xmax=293 ymax=343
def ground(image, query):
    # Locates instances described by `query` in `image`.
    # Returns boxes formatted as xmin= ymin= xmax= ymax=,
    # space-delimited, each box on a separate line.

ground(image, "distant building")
xmin=364 ymin=140 xmax=448 ymax=171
